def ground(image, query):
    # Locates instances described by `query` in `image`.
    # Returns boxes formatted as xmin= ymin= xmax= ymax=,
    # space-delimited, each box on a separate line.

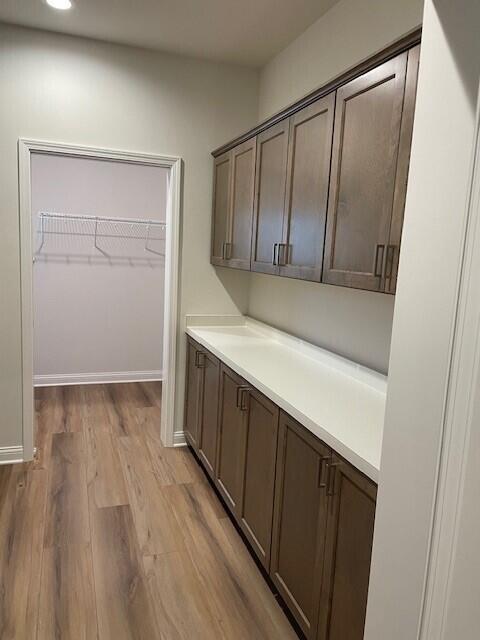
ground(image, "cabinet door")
xmin=317 ymin=455 xmax=377 ymax=640
xmin=270 ymin=413 xmax=331 ymax=638
xmin=251 ymin=120 xmax=289 ymax=275
xmin=197 ymin=350 xmax=220 ymax=479
xmin=227 ymin=138 xmax=257 ymax=270
xmin=211 ymin=151 xmax=231 ymax=266
xmin=184 ymin=337 xmax=202 ymax=449
xmin=322 ymin=53 xmax=408 ymax=291
xmin=280 ymin=94 xmax=335 ymax=281
xmin=215 ymin=365 xmax=248 ymax=513
xmin=238 ymin=387 xmax=279 ymax=570
xmin=384 ymin=45 xmax=420 ymax=294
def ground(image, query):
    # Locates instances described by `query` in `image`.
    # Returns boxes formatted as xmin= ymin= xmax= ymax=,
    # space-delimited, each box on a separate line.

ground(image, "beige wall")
xmin=0 ymin=23 xmax=257 ymax=449
xmin=247 ymin=0 xmax=424 ymax=374
xmin=248 ymin=275 xmax=395 ymax=372
xmin=258 ymin=0 xmax=424 ymax=119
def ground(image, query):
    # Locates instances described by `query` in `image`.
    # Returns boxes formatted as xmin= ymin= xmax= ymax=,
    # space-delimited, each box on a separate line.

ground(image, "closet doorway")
xmin=19 ymin=140 xmax=182 ymax=459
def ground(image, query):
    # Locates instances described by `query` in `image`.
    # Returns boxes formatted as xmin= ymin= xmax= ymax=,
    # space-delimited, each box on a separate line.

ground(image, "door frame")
xmin=18 ymin=138 xmax=182 ymax=458
xmin=416 ymin=86 xmax=480 ymax=639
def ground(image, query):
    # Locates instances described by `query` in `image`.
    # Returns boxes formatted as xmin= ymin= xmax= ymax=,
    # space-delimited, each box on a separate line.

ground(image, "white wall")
xmin=364 ymin=0 xmax=480 ymax=637
xmin=258 ymin=0 xmax=424 ymax=120
xmin=0 ymin=23 xmax=257 ymax=449
xmin=247 ymin=0 xmax=423 ymax=374
xmin=31 ymin=153 xmax=168 ymax=384
xmin=248 ymin=276 xmax=394 ymax=373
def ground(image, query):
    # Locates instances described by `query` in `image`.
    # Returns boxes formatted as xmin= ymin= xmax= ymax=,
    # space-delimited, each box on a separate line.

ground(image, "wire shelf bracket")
xmin=34 ymin=211 xmax=167 ymax=261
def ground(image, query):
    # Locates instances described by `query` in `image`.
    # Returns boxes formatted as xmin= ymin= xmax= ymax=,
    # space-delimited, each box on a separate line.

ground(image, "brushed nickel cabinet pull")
xmin=224 ymin=242 xmax=232 ymax=260
xmin=385 ymin=244 xmax=396 ymax=280
xmin=374 ymin=243 xmax=385 ymax=277
xmin=326 ymin=462 xmax=340 ymax=496
xmin=272 ymin=243 xmax=279 ymax=265
xmin=240 ymin=387 xmax=251 ymax=411
xmin=317 ymin=455 xmax=330 ymax=489
xmin=195 ymin=351 xmax=206 ymax=368
xmin=236 ymin=385 xmax=250 ymax=410
xmin=278 ymin=243 xmax=288 ymax=267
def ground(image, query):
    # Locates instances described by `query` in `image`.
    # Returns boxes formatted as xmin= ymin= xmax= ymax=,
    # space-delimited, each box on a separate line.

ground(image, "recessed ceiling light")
xmin=46 ymin=0 xmax=72 ymax=10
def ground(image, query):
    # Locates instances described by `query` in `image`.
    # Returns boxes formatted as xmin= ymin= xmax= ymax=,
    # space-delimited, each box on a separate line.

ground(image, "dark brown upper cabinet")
xmin=317 ymin=454 xmax=377 ymax=640
xmin=280 ymin=94 xmax=335 ymax=281
xmin=322 ymin=48 xmax=419 ymax=293
xmin=228 ymin=138 xmax=257 ymax=269
xmin=184 ymin=336 xmax=220 ymax=479
xmin=386 ymin=44 xmax=420 ymax=293
xmin=237 ymin=387 xmax=279 ymax=570
xmin=211 ymin=36 xmax=421 ymax=295
xmin=211 ymin=151 xmax=231 ymax=267
xmin=270 ymin=412 xmax=331 ymax=639
xmin=211 ymin=139 xmax=256 ymax=270
xmin=251 ymin=120 xmax=290 ymax=275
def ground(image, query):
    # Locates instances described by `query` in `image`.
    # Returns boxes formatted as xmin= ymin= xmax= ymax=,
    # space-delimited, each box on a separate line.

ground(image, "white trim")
xmin=159 ymin=156 xmax=182 ymax=447
xmin=18 ymin=140 xmax=35 ymax=461
xmin=0 ymin=446 xmax=24 ymax=465
xmin=18 ymin=139 xmax=182 ymax=456
xmin=418 ymin=91 xmax=480 ymax=639
xmin=34 ymin=370 xmax=163 ymax=387
xmin=173 ymin=431 xmax=186 ymax=447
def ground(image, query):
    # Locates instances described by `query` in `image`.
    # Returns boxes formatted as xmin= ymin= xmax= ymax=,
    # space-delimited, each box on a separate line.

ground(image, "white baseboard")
xmin=173 ymin=430 xmax=186 ymax=447
xmin=0 ymin=446 xmax=24 ymax=465
xmin=34 ymin=370 xmax=163 ymax=387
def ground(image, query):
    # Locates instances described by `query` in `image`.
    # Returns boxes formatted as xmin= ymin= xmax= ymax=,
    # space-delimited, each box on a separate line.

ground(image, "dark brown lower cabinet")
xmin=184 ymin=338 xmax=377 ymax=640
xmin=184 ymin=336 xmax=220 ymax=479
xmin=197 ymin=349 xmax=220 ymax=476
xmin=237 ymin=387 xmax=279 ymax=569
xmin=215 ymin=366 xmax=279 ymax=570
xmin=317 ymin=454 xmax=377 ymax=640
xmin=215 ymin=364 xmax=248 ymax=512
xmin=270 ymin=413 xmax=331 ymax=638
xmin=184 ymin=337 xmax=202 ymax=449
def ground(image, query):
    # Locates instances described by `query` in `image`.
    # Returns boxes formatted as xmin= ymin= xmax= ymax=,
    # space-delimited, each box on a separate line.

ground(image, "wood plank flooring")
xmin=0 ymin=382 xmax=296 ymax=639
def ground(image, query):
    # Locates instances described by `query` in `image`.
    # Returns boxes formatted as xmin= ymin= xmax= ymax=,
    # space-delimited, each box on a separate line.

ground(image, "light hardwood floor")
xmin=0 ymin=382 xmax=297 ymax=640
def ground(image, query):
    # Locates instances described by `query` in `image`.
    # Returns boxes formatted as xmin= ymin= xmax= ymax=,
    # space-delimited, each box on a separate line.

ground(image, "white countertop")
xmin=185 ymin=315 xmax=386 ymax=482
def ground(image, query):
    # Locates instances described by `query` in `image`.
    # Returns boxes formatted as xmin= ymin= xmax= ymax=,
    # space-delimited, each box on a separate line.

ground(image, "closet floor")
xmin=0 ymin=382 xmax=296 ymax=640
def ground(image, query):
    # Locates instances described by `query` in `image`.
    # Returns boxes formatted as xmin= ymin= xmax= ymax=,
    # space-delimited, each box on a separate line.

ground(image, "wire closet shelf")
xmin=34 ymin=211 xmax=167 ymax=260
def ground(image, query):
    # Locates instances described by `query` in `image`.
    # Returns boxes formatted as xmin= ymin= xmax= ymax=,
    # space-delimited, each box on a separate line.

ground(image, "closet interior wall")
xmin=32 ymin=153 xmax=168 ymax=386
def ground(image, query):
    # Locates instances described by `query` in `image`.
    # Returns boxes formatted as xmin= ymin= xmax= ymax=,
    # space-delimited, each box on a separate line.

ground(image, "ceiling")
xmin=0 ymin=0 xmax=339 ymax=67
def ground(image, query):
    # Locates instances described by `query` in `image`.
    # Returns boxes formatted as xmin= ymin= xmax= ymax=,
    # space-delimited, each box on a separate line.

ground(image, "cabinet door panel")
xmin=211 ymin=151 xmax=231 ymax=266
xmin=281 ymin=94 xmax=335 ymax=281
xmin=251 ymin=120 xmax=289 ymax=275
xmin=184 ymin=338 xmax=201 ymax=449
xmin=215 ymin=365 xmax=246 ymax=513
xmin=323 ymin=53 xmax=408 ymax=291
xmin=228 ymin=138 xmax=256 ymax=270
xmin=238 ymin=388 xmax=279 ymax=569
xmin=317 ymin=456 xmax=377 ymax=640
xmin=197 ymin=350 xmax=220 ymax=478
xmin=385 ymin=45 xmax=420 ymax=293
xmin=271 ymin=413 xmax=331 ymax=638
